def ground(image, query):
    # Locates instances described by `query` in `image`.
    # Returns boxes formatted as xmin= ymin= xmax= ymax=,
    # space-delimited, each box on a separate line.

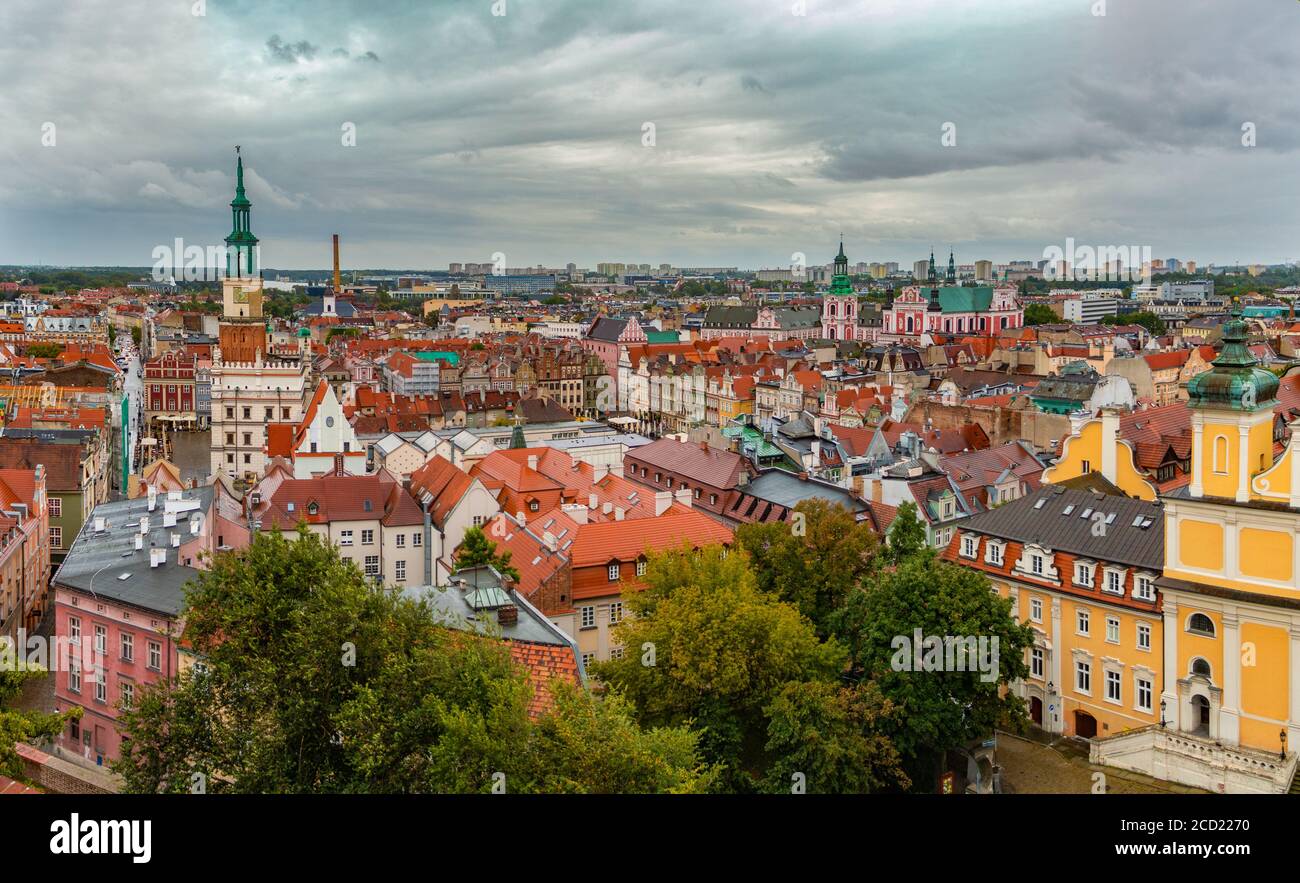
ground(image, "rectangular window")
xmin=120 ymin=681 xmax=134 ymax=710
xmin=1076 ymin=609 xmax=1090 ymax=636
xmin=361 ymin=530 xmax=374 ymax=545
xmin=339 ymin=530 xmax=353 ymax=546
xmin=395 ymin=560 xmax=406 ymax=581
xmin=1075 ymin=564 xmax=1092 ymax=587
xmin=50 ymin=526 xmax=62 ymax=549
xmin=1134 ymin=576 xmax=1155 ymax=601
xmin=68 ymin=658 xmax=81 ymax=693
xmin=1075 ymin=660 xmax=1091 ymax=695
xmin=580 ymin=606 xmax=596 ymax=629
xmin=94 ymin=625 xmax=106 ymax=655
xmin=413 ymin=533 xmax=422 ymax=547
xmin=1106 ymin=617 xmax=1120 ymax=644
xmin=68 ymin=616 xmax=81 ymax=644
xmin=364 ymin=556 xmax=380 ymax=576
xmin=48 ymin=497 xmax=61 ymax=517
xmin=608 ymin=563 xmax=620 ymax=581
xmin=148 ymin=641 xmax=161 ymax=671
xmin=1137 ymin=622 xmax=1152 ymax=651
xmin=581 ymin=652 xmax=596 ymax=668
xmin=1105 ymin=569 xmax=1124 ymax=595
xmin=395 ymin=534 xmax=406 ymax=548
xmin=1030 ymin=598 xmax=1043 ymax=623
xmin=243 ymin=407 xmax=251 ymax=420
xmin=1105 ymin=669 xmax=1121 ymax=703
xmin=121 ymin=632 xmax=134 ymax=662
xmin=987 ymin=544 xmax=1003 ymax=565
xmin=609 ymin=602 xmax=623 ymax=624
xmin=225 ymin=407 xmax=234 ymax=419
xmin=94 ymin=670 xmax=106 ymax=704
xmin=1136 ymin=677 xmax=1153 ymax=713
xmin=636 ymin=560 xmax=646 ymax=577
xmin=1030 ymin=647 xmax=1044 ymax=679
xmin=961 ymin=535 xmax=977 ymax=558
xmin=1031 ymin=555 xmax=1044 ymax=575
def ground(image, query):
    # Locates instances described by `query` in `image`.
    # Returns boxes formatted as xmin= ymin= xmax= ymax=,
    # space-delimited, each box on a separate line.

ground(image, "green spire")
xmin=225 ymin=146 xmax=259 ymax=278
xmin=509 ymin=415 xmax=526 ymax=448
xmin=927 ymin=250 xmax=937 ymax=283
xmin=1186 ymin=302 xmax=1278 ymax=411
xmin=829 ymin=240 xmax=852 ymax=296
xmin=946 ymin=250 xmax=956 ymax=283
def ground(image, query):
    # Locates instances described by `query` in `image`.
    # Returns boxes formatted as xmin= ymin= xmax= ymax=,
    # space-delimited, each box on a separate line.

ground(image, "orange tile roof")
xmin=567 ymin=506 xmax=732 ymax=569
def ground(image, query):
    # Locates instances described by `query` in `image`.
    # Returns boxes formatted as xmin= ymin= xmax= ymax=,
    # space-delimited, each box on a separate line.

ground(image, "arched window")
xmin=1190 ymin=657 xmax=1212 ymax=679
xmin=1212 ymin=435 xmax=1229 ymax=474
xmin=1187 ymin=613 xmax=1216 ymax=637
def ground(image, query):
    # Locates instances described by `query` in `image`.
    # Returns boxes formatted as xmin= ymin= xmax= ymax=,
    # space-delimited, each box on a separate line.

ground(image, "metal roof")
xmin=53 ymin=487 xmax=214 ymax=617
xmin=958 ymin=483 xmax=1163 ymax=569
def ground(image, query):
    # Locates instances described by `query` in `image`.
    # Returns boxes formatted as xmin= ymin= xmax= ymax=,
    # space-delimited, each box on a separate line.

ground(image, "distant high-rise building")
xmin=975 ymin=260 xmax=993 ymax=281
xmin=913 ymin=259 xmax=929 ymax=280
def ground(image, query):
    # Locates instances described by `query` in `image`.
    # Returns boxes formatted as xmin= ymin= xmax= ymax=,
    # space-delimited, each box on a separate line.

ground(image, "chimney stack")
xmin=332 ymin=234 xmax=341 ymax=292
xmin=496 ymin=604 xmax=518 ymax=626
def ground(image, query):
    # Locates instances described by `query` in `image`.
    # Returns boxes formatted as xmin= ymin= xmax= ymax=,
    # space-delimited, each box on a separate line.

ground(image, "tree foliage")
xmin=0 ymin=663 xmax=81 ymax=780
xmin=735 ymin=499 xmax=878 ymax=637
xmin=112 ymin=526 xmax=704 ymax=793
xmin=454 ymin=525 xmax=520 ymax=582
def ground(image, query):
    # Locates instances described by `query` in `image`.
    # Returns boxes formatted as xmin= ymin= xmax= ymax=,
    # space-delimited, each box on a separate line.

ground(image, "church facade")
xmin=881 ymin=252 xmax=1022 ymax=342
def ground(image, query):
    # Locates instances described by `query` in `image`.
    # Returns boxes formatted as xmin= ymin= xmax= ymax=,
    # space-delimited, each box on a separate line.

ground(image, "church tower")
xmin=1185 ymin=305 xmax=1277 ymax=502
xmin=820 ymin=239 xmax=858 ymax=341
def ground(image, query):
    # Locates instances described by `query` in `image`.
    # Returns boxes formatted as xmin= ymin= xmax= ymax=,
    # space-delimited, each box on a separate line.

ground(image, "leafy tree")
xmin=454 ymin=526 xmax=520 ymax=582
xmin=834 ymin=551 xmax=1033 ymax=789
xmin=1023 ymin=303 xmax=1059 ymax=326
xmin=0 ymin=663 xmax=81 ymax=780
xmin=762 ymin=680 xmax=909 ymax=794
xmin=883 ymin=500 xmax=928 ymax=563
xmin=735 ymin=499 xmax=878 ymax=637
xmin=25 ymin=342 xmax=62 ymax=359
xmin=522 ymin=685 xmax=715 ymax=793
xmin=1102 ymin=311 xmax=1166 ymax=336
xmin=131 ymin=326 xmax=142 ymax=348
xmin=113 ymin=526 xmax=703 ymax=793
xmin=592 ymin=545 xmax=844 ymax=791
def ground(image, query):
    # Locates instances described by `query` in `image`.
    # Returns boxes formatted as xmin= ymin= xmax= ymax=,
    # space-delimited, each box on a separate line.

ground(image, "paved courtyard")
xmin=997 ymin=731 xmax=1206 ymax=794
xmin=170 ymin=429 xmax=214 ymax=485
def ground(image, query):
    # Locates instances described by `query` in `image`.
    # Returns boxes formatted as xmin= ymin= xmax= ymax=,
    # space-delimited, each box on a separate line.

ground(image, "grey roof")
xmin=53 ymin=486 xmax=215 ymax=618
xmin=587 ymin=316 xmax=629 ymax=341
xmin=400 ymin=566 xmax=573 ymax=647
xmin=743 ymin=469 xmax=868 ymax=513
xmin=959 ymin=483 xmax=1163 ymax=569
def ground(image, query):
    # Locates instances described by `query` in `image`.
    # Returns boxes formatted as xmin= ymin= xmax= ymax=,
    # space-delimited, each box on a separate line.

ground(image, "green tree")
xmin=25 ymin=342 xmax=62 ymax=359
xmin=454 ymin=526 xmax=520 ymax=582
xmin=0 ymin=662 xmax=81 ymax=780
xmin=735 ymin=499 xmax=879 ymax=637
xmin=762 ymin=680 xmax=910 ymax=794
xmin=1102 ymin=311 xmax=1166 ymax=336
xmin=522 ymin=685 xmax=715 ymax=793
xmin=592 ymin=545 xmax=844 ymax=791
xmin=834 ymin=551 xmax=1033 ymax=789
xmin=1023 ymin=303 xmax=1059 ymax=326
xmin=113 ymin=526 xmax=704 ymax=793
xmin=131 ymin=326 xmax=142 ymax=348
xmin=883 ymin=500 xmax=928 ymax=563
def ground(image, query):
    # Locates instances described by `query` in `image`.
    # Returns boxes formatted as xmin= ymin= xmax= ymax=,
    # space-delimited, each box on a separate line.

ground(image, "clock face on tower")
xmin=233 ymin=286 xmax=249 ymax=304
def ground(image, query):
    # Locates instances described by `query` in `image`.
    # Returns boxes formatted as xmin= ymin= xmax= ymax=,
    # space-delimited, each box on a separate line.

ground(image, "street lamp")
xmin=1281 ymin=729 xmax=1288 ymax=761
xmin=1160 ymin=699 xmax=1167 ymax=729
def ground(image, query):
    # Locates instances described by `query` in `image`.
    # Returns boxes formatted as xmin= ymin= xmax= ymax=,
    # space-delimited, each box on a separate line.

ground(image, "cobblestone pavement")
xmin=997 ymin=732 xmax=1206 ymax=794
xmin=170 ymin=429 xmax=214 ymax=485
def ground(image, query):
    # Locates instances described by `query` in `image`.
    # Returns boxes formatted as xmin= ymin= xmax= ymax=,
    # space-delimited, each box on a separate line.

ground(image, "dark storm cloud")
xmin=1 ymin=0 xmax=1298 ymax=268
xmin=265 ymin=34 xmax=319 ymax=64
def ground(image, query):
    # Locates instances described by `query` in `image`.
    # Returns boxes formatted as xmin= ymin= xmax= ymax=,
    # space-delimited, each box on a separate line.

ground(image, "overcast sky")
xmin=1 ymin=0 xmax=1297 ymax=271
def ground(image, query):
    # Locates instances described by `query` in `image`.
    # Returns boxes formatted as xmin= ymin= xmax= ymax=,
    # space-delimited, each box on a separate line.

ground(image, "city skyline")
xmin=2 ymin=0 xmax=1299 ymax=269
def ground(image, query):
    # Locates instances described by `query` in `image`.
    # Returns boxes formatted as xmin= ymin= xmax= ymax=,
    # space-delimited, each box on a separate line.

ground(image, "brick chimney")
xmin=496 ymin=605 xmax=518 ymax=626
xmin=334 ymin=453 xmax=345 ymax=476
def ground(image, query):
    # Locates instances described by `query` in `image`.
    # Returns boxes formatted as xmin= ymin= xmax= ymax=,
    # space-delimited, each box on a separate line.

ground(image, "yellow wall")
xmin=1178 ymin=519 xmax=1224 ymax=571
xmin=1043 ymin=419 xmax=1157 ymax=501
xmin=1177 ymin=607 xmax=1223 ymax=685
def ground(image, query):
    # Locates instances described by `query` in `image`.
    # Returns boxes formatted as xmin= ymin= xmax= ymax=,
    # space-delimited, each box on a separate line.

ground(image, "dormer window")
xmin=1031 ymin=554 xmax=1044 ymax=575
xmin=960 ymin=534 xmax=978 ymax=559
xmin=307 ymin=502 xmax=319 ymax=516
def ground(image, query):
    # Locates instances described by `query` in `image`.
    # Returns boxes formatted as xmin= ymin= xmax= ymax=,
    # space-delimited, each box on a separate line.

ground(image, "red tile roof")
xmin=567 ymin=506 xmax=733 ymax=570
xmin=510 ymin=639 xmax=581 ymax=719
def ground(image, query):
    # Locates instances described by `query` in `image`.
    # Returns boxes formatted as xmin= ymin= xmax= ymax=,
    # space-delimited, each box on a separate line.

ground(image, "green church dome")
xmin=1186 ymin=307 xmax=1278 ymax=411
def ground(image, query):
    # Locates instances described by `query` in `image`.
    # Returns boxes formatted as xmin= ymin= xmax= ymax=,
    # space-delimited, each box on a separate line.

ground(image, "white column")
xmin=1220 ymin=607 xmax=1241 ymax=746
xmin=1289 ymin=624 xmax=1300 ymax=755
xmin=1190 ymin=415 xmax=1204 ymax=498
xmin=1050 ymin=596 xmax=1063 ymax=735
xmin=1237 ymin=424 xmax=1251 ymax=502
xmin=1162 ymin=598 xmax=1179 ymax=730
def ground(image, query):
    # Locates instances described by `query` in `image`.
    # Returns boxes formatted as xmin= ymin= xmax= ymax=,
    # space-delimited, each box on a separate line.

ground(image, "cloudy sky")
xmin=1 ymin=0 xmax=1297 ymax=271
